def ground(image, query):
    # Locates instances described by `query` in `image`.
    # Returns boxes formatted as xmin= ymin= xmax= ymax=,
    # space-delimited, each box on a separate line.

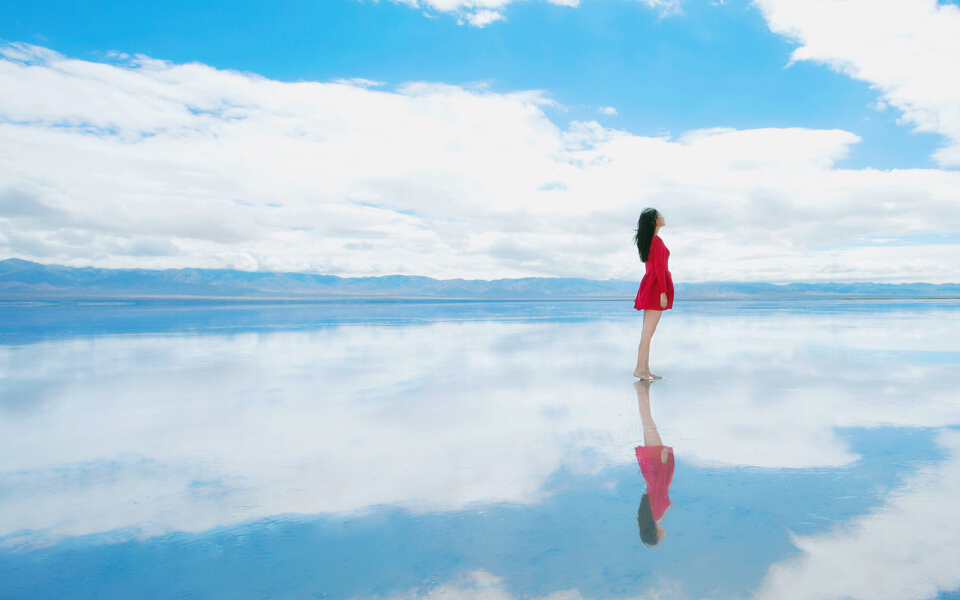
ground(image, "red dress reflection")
xmin=635 ymin=445 xmax=674 ymax=520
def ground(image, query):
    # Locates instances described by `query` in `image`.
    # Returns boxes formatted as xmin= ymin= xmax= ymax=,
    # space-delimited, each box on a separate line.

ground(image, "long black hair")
xmin=634 ymin=208 xmax=659 ymax=263
xmin=637 ymin=493 xmax=660 ymax=547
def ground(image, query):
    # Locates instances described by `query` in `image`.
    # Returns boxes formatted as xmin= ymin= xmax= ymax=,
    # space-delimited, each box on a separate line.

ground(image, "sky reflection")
xmin=1 ymin=300 xmax=959 ymax=599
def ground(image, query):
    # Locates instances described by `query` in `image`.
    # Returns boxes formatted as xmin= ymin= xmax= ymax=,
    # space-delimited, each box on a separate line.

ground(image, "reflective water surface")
xmin=1 ymin=299 xmax=959 ymax=600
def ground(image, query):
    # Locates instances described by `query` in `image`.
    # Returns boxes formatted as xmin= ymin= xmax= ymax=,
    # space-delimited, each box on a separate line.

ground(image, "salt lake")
xmin=1 ymin=299 xmax=959 ymax=600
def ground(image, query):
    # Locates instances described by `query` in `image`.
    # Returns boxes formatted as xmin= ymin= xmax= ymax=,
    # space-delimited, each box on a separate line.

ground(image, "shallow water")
xmin=1 ymin=299 xmax=959 ymax=600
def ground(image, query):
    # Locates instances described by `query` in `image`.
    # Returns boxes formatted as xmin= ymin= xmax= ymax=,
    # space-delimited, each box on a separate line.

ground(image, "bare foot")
xmin=634 ymin=369 xmax=656 ymax=380
xmin=648 ymin=372 xmax=663 ymax=380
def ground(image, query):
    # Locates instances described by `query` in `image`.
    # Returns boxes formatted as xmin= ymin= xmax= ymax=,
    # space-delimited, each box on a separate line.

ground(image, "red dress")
xmin=634 ymin=235 xmax=673 ymax=311
xmin=635 ymin=445 xmax=674 ymax=521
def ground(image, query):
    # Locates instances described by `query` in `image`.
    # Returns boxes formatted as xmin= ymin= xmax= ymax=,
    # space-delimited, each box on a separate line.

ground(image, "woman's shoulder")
xmin=651 ymin=235 xmax=664 ymax=246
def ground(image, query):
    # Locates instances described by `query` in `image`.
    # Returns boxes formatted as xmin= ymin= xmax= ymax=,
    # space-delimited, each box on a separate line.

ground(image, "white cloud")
xmin=599 ymin=106 xmax=618 ymax=115
xmin=637 ymin=0 xmax=683 ymax=17
xmin=2 ymin=44 xmax=960 ymax=281
xmin=390 ymin=0 xmax=575 ymax=27
xmin=464 ymin=8 xmax=507 ymax=26
xmin=332 ymin=77 xmax=386 ymax=88
xmin=754 ymin=430 xmax=960 ymax=600
xmin=754 ymin=0 xmax=960 ymax=166
xmin=389 ymin=0 xmax=690 ymax=26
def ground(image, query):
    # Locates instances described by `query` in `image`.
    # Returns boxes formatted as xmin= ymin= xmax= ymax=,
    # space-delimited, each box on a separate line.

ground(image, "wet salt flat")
xmin=1 ymin=299 xmax=959 ymax=600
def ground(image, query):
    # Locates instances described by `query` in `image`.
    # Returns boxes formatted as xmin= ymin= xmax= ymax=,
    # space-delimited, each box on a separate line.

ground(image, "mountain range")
xmin=2 ymin=258 xmax=959 ymax=300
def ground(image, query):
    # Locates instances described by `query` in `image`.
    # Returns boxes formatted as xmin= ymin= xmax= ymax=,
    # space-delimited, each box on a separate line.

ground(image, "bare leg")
xmin=634 ymin=309 xmax=662 ymax=379
xmin=634 ymin=380 xmax=663 ymax=447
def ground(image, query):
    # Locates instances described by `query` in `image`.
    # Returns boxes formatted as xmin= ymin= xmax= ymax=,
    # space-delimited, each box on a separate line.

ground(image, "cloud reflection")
xmin=1 ymin=304 xmax=959 ymax=549
xmin=356 ymin=570 xmax=680 ymax=600
xmin=755 ymin=430 xmax=960 ymax=600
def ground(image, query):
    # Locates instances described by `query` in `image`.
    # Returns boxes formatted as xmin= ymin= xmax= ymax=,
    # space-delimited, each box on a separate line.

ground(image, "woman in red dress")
xmin=633 ymin=208 xmax=673 ymax=380
xmin=634 ymin=379 xmax=673 ymax=547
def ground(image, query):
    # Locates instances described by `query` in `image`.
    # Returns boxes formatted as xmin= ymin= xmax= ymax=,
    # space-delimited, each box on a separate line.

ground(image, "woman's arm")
xmin=654 ymin=237 xmax=668 ymax=308
xmin=657 ymin=450 xmax=670 ymax=486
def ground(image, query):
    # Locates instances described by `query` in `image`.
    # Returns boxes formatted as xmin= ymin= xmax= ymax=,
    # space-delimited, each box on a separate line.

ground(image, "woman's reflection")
xmin=634 ymin=379 xmax=674 ymax=547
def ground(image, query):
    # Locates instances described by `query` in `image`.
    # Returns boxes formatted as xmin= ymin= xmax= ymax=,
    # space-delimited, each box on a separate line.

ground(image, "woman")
xmin=633 ymin=208 xmax=673 ymax=380
xmin=634 ymin=379 xmax=674 ymax=547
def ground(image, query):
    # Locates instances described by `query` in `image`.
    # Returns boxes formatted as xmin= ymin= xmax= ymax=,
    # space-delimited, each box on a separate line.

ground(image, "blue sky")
xmin=1 ymin=0 xmax=943 ymax=168
xmin=1 ymin=0 xmax=959 ymax=281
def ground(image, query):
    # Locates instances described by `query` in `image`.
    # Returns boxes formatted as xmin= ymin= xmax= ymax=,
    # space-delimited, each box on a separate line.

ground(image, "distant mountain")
xmin=0 ymin=258 xmax=638 ymax=299
xmin=2 ymin=258 xmax=959 ymax=300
